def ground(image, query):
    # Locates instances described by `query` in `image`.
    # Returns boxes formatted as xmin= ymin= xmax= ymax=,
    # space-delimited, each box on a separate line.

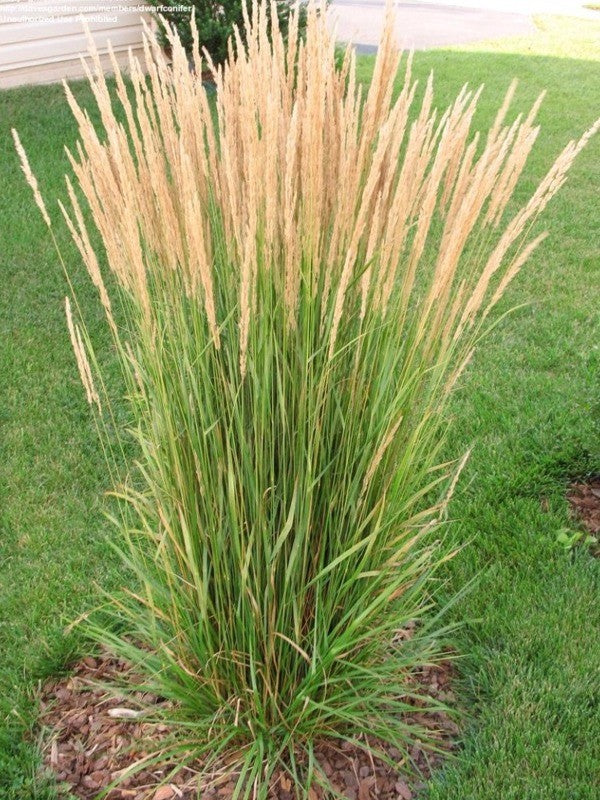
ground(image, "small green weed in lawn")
xmin=555 ymin=527 xmax=597 ymax=552
xmin=14 ymin=1 xmax=599 ymax=797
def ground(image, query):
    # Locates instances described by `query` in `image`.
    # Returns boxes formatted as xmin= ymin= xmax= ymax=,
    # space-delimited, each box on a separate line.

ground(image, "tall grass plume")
xmin=15 ymin=0 xmax=598 ymax=795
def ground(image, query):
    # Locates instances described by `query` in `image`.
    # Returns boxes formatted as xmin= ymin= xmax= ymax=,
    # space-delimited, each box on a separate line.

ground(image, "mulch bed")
xmin=567 ymin=477 xmax=600 ymax=550
xmin=38 ymin=652 xmax=458 ymax=800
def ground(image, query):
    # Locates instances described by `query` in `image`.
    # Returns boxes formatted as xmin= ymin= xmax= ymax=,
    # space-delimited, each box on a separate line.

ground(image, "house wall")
xmin=0 ymin=0 xmax=149 ymax=89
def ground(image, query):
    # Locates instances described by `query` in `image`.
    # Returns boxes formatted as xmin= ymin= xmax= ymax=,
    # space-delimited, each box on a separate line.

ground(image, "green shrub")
xmin=149 ymin=0 xmax=307 ymax=66
xmin=15 ymin=1 xmax=598 ymax=796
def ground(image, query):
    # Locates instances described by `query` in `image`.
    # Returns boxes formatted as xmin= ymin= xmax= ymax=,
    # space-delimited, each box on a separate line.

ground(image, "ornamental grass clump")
xmin=15 ymin=0 xmax=598 ymax=795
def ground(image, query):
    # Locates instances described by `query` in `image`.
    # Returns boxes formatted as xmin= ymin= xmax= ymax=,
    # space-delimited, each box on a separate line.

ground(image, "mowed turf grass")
xmin=1 ymin=15 xmax=598 ymax=800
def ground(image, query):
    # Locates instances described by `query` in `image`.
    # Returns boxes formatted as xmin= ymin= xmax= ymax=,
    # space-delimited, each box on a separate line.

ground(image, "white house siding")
xmin=0 ymin=1 xmax=149 ymax=89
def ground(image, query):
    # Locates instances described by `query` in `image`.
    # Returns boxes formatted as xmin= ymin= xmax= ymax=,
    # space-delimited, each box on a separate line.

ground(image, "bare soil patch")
xmin=567 ymin=477 xmax=600 ymax=551
xmin=38 ymin=653 xmax=458 ymax=800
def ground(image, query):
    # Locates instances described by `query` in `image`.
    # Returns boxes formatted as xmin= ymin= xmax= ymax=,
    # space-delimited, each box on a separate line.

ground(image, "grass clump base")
xmin=14 ymin=1 xmax=598 ymax=797
xmin=38 ymin=650 xmax=457 ymax=798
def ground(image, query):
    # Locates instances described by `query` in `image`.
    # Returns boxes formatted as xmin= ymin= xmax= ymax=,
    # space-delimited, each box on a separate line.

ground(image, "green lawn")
xmin=1 ymin=15 xmax=599 ymax=800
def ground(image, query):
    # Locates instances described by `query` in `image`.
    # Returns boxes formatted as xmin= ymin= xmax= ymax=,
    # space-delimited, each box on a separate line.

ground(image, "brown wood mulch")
xmin=38 ymin=652 xmax=458 ymax=800
xmin=567 ymin=477 xmax=600 ymax=551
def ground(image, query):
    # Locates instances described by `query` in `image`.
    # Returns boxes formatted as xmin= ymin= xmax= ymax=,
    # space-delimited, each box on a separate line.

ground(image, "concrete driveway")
xmin=329 ymin=0 xmax=537 ymax=53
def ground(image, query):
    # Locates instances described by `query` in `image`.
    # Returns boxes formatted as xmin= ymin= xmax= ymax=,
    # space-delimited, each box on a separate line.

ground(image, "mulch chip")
xmin=567 ymin=477 xmax=600 ymax=545
xmin=39 ymin=652 xmax=458 ymax=800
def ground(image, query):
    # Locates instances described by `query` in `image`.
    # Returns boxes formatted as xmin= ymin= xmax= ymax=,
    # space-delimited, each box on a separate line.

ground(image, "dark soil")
xmin=38 ymin=652 xmax=458 ymax=800
xmin=567 ymin=477 xmax=600 ymax=550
